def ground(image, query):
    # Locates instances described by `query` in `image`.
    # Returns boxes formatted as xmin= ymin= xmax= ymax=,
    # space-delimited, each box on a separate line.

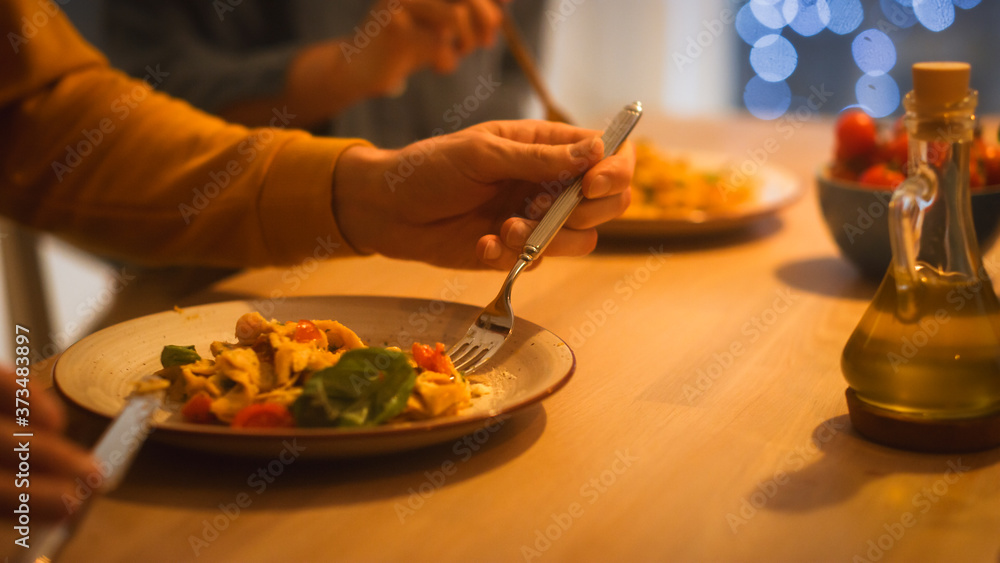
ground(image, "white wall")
xmin=544 ymin=0 xmax=738 ymax=126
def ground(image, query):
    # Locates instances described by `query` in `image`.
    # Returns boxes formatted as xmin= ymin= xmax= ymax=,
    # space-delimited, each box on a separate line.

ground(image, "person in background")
xmin=1 ymin=0 xmax=632 ymax=522
xmin=103 ymin=0 xmax=543 ymax=147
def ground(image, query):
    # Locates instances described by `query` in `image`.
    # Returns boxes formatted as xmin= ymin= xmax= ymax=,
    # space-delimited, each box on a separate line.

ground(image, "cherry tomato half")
xmin=293 ymin=319 xmax=323 ymax=343
xmin=181 ymin=392 xmax=217 ymax=424
xmin=231 ymin=403 xmax=295 ymax=428
xmin=412 ymin=342 xmax=455 ymax=374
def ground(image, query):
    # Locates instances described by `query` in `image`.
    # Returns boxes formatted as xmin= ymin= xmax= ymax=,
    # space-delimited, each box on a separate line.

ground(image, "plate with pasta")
xmin=600 ymin=141 xmax=802 ymax=237
xmin=54 ymin=296 xmax=575 ymax=458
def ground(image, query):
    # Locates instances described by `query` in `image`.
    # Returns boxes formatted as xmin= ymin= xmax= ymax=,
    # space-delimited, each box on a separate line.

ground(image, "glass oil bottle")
xmin=841 ymin=62 xmax=1000 ymax=452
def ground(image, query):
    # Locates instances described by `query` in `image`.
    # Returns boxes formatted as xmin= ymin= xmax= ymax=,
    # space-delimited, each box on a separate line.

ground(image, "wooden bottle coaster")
xmin=846 ymin=388 xmax=1000 ymax=453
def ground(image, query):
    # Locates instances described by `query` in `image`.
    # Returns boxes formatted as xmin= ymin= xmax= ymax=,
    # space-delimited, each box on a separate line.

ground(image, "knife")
xmin=22 ymin=380 xmax=164 ymax=562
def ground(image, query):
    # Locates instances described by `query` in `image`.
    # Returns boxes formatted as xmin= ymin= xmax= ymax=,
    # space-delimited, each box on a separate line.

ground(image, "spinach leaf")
xmin=160 ymin=345 xmax=202 ymax=368
xmin=291 ymin=347 xmax=416 ymax=428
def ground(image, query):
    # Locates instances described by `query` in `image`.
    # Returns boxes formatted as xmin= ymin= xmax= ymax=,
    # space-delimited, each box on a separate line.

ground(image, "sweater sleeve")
xmin=0 ymin=0 xmax=370 ymax=268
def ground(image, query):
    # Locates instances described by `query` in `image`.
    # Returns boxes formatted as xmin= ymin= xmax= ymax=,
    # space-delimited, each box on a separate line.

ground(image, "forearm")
xmin=1 ymin=66 xmax=368 ymax=268
xmin=218 ymin=39 xmax=382 ymax=130
xmin=0 ymin=0 xmax=371 ymax=269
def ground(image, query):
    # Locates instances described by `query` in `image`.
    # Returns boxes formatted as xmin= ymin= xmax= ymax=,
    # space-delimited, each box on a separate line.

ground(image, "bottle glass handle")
xmin=888 ymin=168 xmax=935 ymax=319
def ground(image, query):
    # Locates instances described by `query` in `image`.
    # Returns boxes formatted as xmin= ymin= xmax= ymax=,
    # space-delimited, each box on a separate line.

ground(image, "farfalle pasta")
xmin=151 ymin=312 xmax=487 ymax=428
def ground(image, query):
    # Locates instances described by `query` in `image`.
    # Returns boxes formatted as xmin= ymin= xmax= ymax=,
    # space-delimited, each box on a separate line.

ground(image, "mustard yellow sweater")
xmin=0 ymin=0 xmax=369 ymax=267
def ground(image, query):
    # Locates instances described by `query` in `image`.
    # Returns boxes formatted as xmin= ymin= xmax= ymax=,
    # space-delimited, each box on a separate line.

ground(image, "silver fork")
xmin=448 ymin=102 xmax=643 ymax=373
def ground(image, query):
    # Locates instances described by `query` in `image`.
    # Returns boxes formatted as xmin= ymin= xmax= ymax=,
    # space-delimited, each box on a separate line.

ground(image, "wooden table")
xmin=45 ymin=115 xmax=1000 ymax=561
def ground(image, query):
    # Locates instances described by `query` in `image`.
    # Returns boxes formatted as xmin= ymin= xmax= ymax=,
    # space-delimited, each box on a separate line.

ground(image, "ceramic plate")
xmin=54 ymin=296 xmax=575 ymax=458
xmin=600 ymin=152 xmax=802 ymax=237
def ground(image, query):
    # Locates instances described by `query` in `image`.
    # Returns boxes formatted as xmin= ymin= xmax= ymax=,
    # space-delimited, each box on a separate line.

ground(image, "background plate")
xmin=600 ymin=152 xmax=803 ymax=237
xmin=54 ymin=296 xmax=575 ymax=458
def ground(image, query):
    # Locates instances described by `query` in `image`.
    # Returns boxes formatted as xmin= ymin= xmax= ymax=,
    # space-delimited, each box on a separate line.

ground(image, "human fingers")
xmin=479 ymin=123 xmax=636 ymax=195
xmin=0 ymin=369 xmax=66 ymax=433
xmin=460 ymin=0 xmax=503 ymax=47
xmin=480 ymin=119 xmax=603 ymax=146
xmin=399 ymin=0 xmax=464 ymax=71
xmin=464 ymin=129 xmax=604 ymax=186
xmin=491 ymin=217 xmax=599 ymax=260
xmin=581 ymin=139 xmax=636 ymax=199
xmin=2 ymin=474 xmax=79 ymax=520
xmin=476 ymin=234 xmax=519 ymax=270
xmin=1 ymin=424 xmax=96 ymax=520
xmin=524 ymin=185 xmax=633 ymax=231
xmin=1 ymin=423 xmax=94 ymax=479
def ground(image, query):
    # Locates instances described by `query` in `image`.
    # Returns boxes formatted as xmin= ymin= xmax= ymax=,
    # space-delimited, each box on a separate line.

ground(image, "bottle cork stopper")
xmin=911 ymin=61 xmax=970 ymax=107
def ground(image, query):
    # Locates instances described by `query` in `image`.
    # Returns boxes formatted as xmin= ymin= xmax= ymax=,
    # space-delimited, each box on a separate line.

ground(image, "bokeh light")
xmin=741 ymin=0 xmax=985 ymax=120
xmin=952 ymin=0 xmax=980 ymax=9
xmin=856 ymin=74 xmax=901 ymax=118
xmin=744 ymin=76 xmax=792 ymax=120
xmin=750 ymin=0 xmax=789 ymax=30
xmin=879 ymin=0 xmax=918 ymax=28
xmin=751 ymin=35 xmax=798 ymax=82
xmin=787 ymin=0 xmax=832 ymax=37
xmin=914 ymin=0 xmax=955 ymax=31
xmin=826 ymin=0 xmax=864 ymax=35
xmin=736 ymin=3 xmax=774 ymax=46
xmin=852 ymin=29 xmax=896 ymax=76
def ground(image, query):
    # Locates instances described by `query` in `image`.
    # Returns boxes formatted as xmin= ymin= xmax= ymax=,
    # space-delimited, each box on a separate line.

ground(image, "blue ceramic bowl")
xmin=816 ymin=169 xmax=1000 ymax=279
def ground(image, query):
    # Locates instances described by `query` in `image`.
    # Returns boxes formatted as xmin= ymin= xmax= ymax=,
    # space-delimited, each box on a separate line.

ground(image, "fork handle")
xmin=520 ymin=101 xmax=643 ymax=262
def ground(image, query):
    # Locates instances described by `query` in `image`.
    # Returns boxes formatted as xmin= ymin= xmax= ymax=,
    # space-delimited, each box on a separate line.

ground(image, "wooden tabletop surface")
xmin=32 ymin=114 xmax=1000 ymax=562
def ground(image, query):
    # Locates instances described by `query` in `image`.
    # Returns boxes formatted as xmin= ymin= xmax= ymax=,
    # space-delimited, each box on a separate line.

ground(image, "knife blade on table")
xmin=22 ymin=383 xmax=164 ymax=562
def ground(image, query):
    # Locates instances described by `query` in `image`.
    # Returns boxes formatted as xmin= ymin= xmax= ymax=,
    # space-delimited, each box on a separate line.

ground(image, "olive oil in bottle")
xmin=841 ymin=62 xmax=1000 ymax=451
xmin=842 ymin=269 xmax=1000 ymax=418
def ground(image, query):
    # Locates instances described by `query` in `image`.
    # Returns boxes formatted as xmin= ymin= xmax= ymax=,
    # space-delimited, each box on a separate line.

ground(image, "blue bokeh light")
xmin=736 ymin=3 xmax=775 ymax=46
xmin=879 ymin=0 xmax=918 ymax=28
xmin=852 ymin=29 xmax=896 ymax=76
xmin=826 ymin=0 xmax=864 ymax=34
xmin=750 ymin=0 xmax=789 ymax=30
xmin=914 ymin=0 xmax=955 ymax=31
xmin=751 ymin=35 xmax=799 ymax=82
xmin=952 ymin=0 xmax=981 ymax=9
xmin=787 ymin=0 xmax=832 ymax=36
xmin=744 ymin=76 xmax=792 ymax=120
xmin=856 ymin=74 xmax=901 ymax=118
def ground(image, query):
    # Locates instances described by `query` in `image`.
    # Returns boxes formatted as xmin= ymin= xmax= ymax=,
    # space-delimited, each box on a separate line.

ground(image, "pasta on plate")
xmin=144 ymin=312 xmax=488 ymax=429
xmin=625 ymin=140 xmax=758 ymax=219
